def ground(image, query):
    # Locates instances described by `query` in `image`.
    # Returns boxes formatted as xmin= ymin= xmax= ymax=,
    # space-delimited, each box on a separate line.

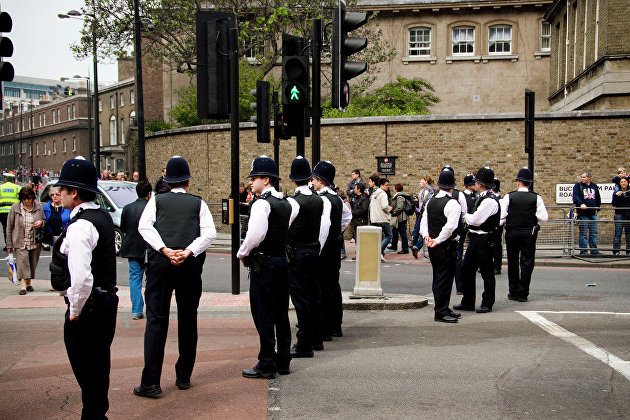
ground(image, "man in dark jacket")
xmin=120 ymin=180 xmax=152 ymax=320
xmin=572 ymin=171 xmax=601 ymax=254
xmin=347 ymin=181 xmax=369 ymax=244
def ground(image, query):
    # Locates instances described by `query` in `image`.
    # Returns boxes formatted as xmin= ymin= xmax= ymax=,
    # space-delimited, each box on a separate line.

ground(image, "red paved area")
xmin=0 ymin=318 xmax=267 ymax=419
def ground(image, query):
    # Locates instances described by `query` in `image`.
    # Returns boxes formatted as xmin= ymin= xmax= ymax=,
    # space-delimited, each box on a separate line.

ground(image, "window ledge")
xmin=481 ymin=54 xmax=518 ymax=63
xmin=402 ymin=55 xmax=437 ymax=64
xmin=535 ymin=50 xmax=550 ymax=59
xmin=446 ymin=55 xmax=481 ymax=63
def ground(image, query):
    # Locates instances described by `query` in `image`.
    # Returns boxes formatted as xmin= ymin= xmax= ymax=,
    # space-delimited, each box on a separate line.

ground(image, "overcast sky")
xmin=2 ymin=0 xmax=118 ymax=83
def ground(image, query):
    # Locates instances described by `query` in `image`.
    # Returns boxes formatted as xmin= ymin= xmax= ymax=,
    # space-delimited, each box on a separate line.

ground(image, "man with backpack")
xmin=389 ymin=183 xmax=414 ymax=254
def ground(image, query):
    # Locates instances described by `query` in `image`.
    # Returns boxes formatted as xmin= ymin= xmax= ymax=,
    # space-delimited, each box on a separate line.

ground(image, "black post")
xmin=296 ymin=132 xmax=305 ymax=157
xmin=272 ymin=91 xmax=280 ymax=174
xmin=133 ymin=0 xmax=146 ymax=180
xmin=312 ymin=19 xmax=321 ymax=165
xmin=229 ymin=28 xmax=240 ymax=295
xmin=86 ymin=80 xmax=92 ymax=166
xmin=525 ymin=89 xmax=535 ymax=191
xmin=92 ymin=0 xmax=100 ymax=175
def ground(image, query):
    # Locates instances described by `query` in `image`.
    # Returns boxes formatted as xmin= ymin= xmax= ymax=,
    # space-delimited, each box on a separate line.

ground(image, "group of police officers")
xmin=44 ymin=153 xmax=547 ymax=418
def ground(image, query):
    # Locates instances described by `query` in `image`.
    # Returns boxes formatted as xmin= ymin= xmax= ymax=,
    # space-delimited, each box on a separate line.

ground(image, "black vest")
xmin=288 ymin=191 xmax=323 ymax=249
xmin=255 ymin=192 xmax=291 ymax=256
xmin=506 ymin=191 xmax=538 ymax=229
xmin=471 ymin=192 xmax=500 ymax=233
xmin=154 ymin=192 xmax=201 ymax=249
xmin=464 ymin=191 xmax=478 ymax=214
xmin=321 ymin=191 xmax=343 ymax=250
xmin=427 ymin=195 xmax=460 ymax=241
xmin=50 ymin=207 xmax=116 ymax=291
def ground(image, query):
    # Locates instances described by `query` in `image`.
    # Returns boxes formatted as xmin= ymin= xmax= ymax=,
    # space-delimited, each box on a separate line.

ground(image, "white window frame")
xmin=99 ymin=100 xmax=102 ymax=112
xmin=73 ymin=136 xmax=77 ymax=152
xmin=52 ymin=110 xmax=56 ymax=124
xmin=53 ymin=139 xmax=57 ymax=154
xmin=36 ymin=143 xmax=39 ymax=156
xmin=63 ymin=138 xmax=67 ymax=153
xmin=72 ymin=104 xmax=76 ymax=119
xmin=110 ymin=95 xmax=115 ymax=109
xmin=488 ymin=25 xmax=512 ymax=54
xmin=452 ymin=26 xmax=475 ymax=55
xmin=409 ymin=27 xmax=431 ymax=56
xmin=130 ymin=90 xmax=135 ymax=105
xmin=67 ymin=105 xmax=71 ymax=120
xmin=120 ymin=93 xmax=124 ymax=106
xmin=120 ymin=118 xmax=125 ymax=144
xmin=109 ymin=115 xmax=117 ymax=145
xmin=43 ymin=141 xmax=47 ymax=155
xmin=57 ymin=109 xmax=61 ymax=122
xmin=541 ymin=21 xmax=551 ymax=51
xmin=99 ymin=123 xmax=103 ymax=146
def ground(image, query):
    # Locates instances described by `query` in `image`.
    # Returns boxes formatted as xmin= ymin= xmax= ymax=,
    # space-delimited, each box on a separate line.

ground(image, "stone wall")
xmin=145 ymin=110 xmax=630 ymax=213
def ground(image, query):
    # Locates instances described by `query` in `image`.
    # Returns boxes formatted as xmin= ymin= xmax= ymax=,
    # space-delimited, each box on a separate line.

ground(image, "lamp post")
xmin=134 ymin=5 xmax=153 ymax=181
xmin=58 ymin=4 xmax=100 ymax=174
xmin=62 ymin=75 xmax=92 ymax=165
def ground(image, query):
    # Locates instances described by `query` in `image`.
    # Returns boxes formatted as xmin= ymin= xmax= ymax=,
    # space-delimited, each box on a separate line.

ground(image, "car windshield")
xmin=100 ymin=183 xmax=137 ymax=208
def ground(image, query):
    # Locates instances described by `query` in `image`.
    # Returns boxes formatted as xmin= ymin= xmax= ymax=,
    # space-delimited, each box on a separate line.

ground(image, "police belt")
xmin=468 ymin=231 xmax=488 ymax=237
xmin=63 ymin=286 xmax=118 ymax=305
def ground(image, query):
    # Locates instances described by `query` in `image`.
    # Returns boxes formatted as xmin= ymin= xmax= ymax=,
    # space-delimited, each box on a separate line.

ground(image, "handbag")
xmin=6 ymin=253 xmax=18 ymax=285
xmin=35 ymin=227 xmax=52 ymax=246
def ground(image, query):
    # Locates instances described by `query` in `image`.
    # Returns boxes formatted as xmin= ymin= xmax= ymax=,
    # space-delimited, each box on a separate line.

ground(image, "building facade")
xmin=2 ymin=76 xmax=80 ymax=109
xmin=544 ymin=0 xmax=630 ymax=110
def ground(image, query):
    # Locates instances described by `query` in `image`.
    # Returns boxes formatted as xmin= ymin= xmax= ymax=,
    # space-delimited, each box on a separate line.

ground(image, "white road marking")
xmin=518 ymin=311 xmax=630 ymax=382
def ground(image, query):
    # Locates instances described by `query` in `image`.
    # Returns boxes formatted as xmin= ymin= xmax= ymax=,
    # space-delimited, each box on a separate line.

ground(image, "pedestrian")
xmin=237 ymin=156 xmax=292 ymax=379
xmin=500 ymin=168 xmax=549 ymax=302
xmin=420 ymin=168 xmax=462 ymax=323
xmin=133 ymin=171 xmax=140 ymax=182
xmin=612 ymin=167 xmax=629 ymax=193
xmin=454 ymin=167 xmax=500 ymax=314
xmin=51 ymin=157 xmax=118 ymax=419
xmin=312 ymin=161 xmax=352 ymax=340
xmin=572 ymin=171 xmax=601 ymax=255
xmin=389 ymin=183 xmax=412 ymax=254
xmin=369 ymin=177 xmax=393 ymax=261
xmin=119 ymin=180 xmax=152 ymax=320
xmin=367 ymin=173 xmax=380 ymax=195
xmin=134 ymin=156 xmax=216 ymax=397
xmin=286 ymin=156 xmax=327 ymax=358
xmin=154 ymin=168 xmax=169 ymax=195
xmin=0 ymin=172 xmax=21 ymax=250
xmin=238 ymin=181 xmax=252 ymax=239
xmin=347 ymin=181 xmax=369 ymax=248
xmin=612 ymin=176 xmax=630 ymax=255
xmin=43 ymin=186 xmax=71 ymax=245
xmin=491 ymin=178 xmax=503 ymax=275
xmin=346 ymin=169 xmax=362 ymax=199
xmin=6 ymin=186 xmax=45 ymax=295
xmin=411 ymin=176 xmax=436 ymax=258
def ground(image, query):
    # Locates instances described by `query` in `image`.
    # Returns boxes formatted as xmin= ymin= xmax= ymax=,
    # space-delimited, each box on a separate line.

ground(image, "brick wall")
xmin=145 ymin=111 xmax=630 ymax=213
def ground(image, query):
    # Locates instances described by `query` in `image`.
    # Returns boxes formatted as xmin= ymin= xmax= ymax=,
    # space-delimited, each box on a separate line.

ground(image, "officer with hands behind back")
xmin=237 ymin=156 xmax=293 ymax=379
xmin=420 ymin=168 xmax=463 ymax=323
xmin=134 ymin=156 xmax=216 ymax=398
xmin=51 ymin=157 xmax=118 ymax=419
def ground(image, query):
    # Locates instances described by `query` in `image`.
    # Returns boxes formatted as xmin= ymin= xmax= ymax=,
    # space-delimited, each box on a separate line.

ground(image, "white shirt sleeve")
xmin=185 ymin=200 xmax=217 ymax=256
xmin=341 ymin=201 xmax=352 ymax=232
xmin=500 ymin=194 xmax=510 ymax=225
xmin=433 ymin=200 xmax=461 ymax=244
xmin=419 ymin=198 xmax=430 ymax=238
xmin=457 ymin=192 xmax=468 ymax=216
xmin=237 ymin=199 xmax=270 ymax=258
xmin=319 ymin=196 xmax=331 ymax=252
xmin=537 ymin=195 xmax=549 ymax=222
xmin=465 ymin=194 xmax=499 ymax=229
xmin=287 ymin=197 xmax=300 ymax=227
xmin=63 ymin=219 xmax=99 ymax=317
xmin=138 ymin=195 xmax=165 ymax=252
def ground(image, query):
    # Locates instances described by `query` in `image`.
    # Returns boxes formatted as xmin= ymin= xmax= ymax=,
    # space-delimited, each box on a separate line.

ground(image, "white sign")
xmin=555 ymin=183 xmax=615 ymax=205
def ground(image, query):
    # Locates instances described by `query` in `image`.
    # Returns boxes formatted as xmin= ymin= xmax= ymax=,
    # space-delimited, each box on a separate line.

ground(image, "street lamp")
xmin=61 ymin=75 xmax=92 ymax=165
xmin=58 ymin=5 xmax=100 ymax=174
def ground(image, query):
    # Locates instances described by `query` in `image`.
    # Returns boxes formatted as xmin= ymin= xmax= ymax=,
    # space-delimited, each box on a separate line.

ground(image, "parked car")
xmin=39 ymin=180 xmax=138 ymax=254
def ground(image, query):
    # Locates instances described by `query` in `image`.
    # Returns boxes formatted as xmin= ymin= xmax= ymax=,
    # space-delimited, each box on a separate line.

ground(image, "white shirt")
xmin=61 ymin=201 xmax=101 ymax=317
xmin=139 ymin=188 xmax=216 ymax=257
xmin=237 ymin=186 xmax=286 ymax=258
xmin=500 ymin=187 xmax=549 ymax=225
xmin=454 ymin=189 xmax=468 ymax=215
xmin=317 ymin=185 xmax=352 ymax=232
xmin=419 ymin=190 xmax=461 ymax=244
xmin=465 ymin=190 xmax=499 ymax=234
xmin=287 ymin=185 xmax=330 ymax=251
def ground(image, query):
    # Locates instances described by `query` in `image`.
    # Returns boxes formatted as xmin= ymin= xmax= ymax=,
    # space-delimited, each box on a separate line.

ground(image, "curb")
xmin=343 ymin=293 xmax=429 ymax=310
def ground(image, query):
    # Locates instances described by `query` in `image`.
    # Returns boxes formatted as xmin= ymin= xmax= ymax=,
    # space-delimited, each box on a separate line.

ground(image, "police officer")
xmin=52 ymin=157 xmax=118 ymax=419
xmin=420 ymin=169 xmax=462 ymax=323
xmin=0 ymin=172 xmax=20 ymax=249
xmin=237 ymin=156 xmax=292 ymax=379
xmin=492 ymin=178 xmax=504 ymax=275
xmin=500 ymin=167 xmax=548 ymax=302
xmin=286 ymin=156 xmax=328 ymax=357
xmin=134 ymin=156 xmax=216 ymax=397
xmin=311 ymin=161 xmax=352 ymax=340
xmin=454 ymin=167 xmax=500 ymax=313
xmin=455 ymin=173 xmax=478 ymax=294
xmin=440 ymin=166 xmax=467 ymax=294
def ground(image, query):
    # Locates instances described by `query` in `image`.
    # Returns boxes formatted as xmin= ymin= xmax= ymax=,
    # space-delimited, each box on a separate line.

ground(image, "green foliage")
xmin=322 ymin=77 xmax=440 ymax=118
xmin=145 ymin=120 xmax=175 ymax=133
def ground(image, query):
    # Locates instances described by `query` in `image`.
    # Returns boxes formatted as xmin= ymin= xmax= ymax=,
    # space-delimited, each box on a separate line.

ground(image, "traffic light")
xmin=332 ymin=0 xmax=368 ymax=110
xmin=282 ymin=34 xmax=310 ymax=137
xmin=196 ymin=12 xmax=235 ymax=119
xmin=250 ymin=80 xmax=270 ymax=143
xmin=0 ymin=11 xmax=14 ymax=83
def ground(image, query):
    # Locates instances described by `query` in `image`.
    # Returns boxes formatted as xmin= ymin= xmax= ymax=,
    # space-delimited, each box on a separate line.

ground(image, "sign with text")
xmin=375 ymin=155 xmax=397 ymax=176
xmin=555 ymin=183 xmax=615 ymax=204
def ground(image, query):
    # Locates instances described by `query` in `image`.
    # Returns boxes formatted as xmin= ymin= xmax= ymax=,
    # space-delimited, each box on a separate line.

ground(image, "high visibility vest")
xmin=0 ymin=182 xmax=21 ymax=213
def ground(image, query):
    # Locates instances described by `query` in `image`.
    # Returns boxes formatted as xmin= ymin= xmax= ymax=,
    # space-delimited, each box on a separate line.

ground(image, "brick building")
xmin=545 ymin=0 xmax=630 ymax=110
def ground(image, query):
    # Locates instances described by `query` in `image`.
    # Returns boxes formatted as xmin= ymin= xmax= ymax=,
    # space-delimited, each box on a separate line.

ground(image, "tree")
xmin=322 ymin=77 xmax=440 ymax=118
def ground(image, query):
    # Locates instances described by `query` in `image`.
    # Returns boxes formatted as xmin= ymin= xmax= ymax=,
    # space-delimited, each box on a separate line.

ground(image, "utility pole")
xmin=312 ymin=19 xmax=321 ymax=165
xmin=133 ymin=0 xmax=146 ymax=181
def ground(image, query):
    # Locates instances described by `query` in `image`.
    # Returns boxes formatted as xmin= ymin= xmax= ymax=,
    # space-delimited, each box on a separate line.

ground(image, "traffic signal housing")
xmin=250 ymin=80 xmax=270 ymax=143
xmin=0 ymin=11 xmax=14 ymax=83
xmin=332 ymin=0 xmax=368 ymax=110
xmin=281 ymin=34 xmax=310 ymax=138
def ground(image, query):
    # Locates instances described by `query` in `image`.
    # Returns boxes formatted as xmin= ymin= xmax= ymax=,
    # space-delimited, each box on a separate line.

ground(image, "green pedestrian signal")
xmin=290 ymin=85 xmax=300 ymax=101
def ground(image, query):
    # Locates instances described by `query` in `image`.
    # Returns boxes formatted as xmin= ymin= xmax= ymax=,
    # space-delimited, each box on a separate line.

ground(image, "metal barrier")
xmin=568 ymin=206 xmax=630 ymax=257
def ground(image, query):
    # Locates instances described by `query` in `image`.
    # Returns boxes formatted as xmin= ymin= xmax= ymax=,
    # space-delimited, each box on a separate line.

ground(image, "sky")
xmin=2 ymin=0 xmax=118 ymax=84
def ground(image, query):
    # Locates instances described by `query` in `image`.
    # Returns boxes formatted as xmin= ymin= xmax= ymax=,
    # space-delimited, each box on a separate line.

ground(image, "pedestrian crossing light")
xmin=249 ymin=80 xmax=270 ymax=143
xmin=0 ymin=11 xmax=15 ymax=83
xmin=282 ymin=55 xmax=309 ymax=106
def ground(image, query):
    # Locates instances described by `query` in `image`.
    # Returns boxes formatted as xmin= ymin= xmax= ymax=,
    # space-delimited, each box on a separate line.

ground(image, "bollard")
xmin=352 ymin=225 xmax=384 ymax=297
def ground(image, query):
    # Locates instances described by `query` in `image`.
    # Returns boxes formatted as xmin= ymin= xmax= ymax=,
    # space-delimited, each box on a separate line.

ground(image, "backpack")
xmin=403 ymin=195 xmax=416 ymax=216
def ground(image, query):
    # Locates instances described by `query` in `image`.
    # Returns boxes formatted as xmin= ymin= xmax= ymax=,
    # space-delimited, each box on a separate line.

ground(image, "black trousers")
xmin=141 ymin=252 xmax=205 ymax=386
xmin=460 ymin=234 xmax=496 ymax=308
xmin=505 ymin=228 xmax=537 ymax=299
xmin=249 ymin=256 xmax=291 ymax=372
xmin=64 ymin=293 xmax=118 ymax=420
xmin=454 ymin=229 xmax=468 ymax=293
xmin=288 ymin=248 xmax=321 ymax=351
xmin=319 ymin=244 xmax=343 ymax=337
xmin=428 ymin=240 xmax=457 ymax=318
xmin=391 ymin=219 xmax=409 ymax=252
xmin=0 ymin=212 xmax=7 ymax=246
xmin=493 ymin=225 xmax=504 ymax=272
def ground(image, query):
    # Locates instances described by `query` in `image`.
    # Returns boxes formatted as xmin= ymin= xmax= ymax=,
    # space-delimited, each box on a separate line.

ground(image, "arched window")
xmin=488 ymin=25 xmax=512 ymax=54
xmin=109 ymin=115 xmax=117 ymax=145
xmin=452 ymin=26 xmax=475 ymax=55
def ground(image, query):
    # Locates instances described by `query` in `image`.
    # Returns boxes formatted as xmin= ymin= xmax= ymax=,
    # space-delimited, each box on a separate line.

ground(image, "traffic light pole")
xmin=229 ymin=28 xmax=241 ymax=295
xmin=311 ymin=19 xmax=321 ymax=165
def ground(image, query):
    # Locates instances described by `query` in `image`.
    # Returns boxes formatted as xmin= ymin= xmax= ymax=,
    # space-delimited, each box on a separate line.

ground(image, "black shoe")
xmin=175 ymin=379 xmax=190 ymax=390
xmin=508 ymin=294 xmax=527 ymax=303
xmin=494 ymin=269 xmax=501 ymax=275
xmin=397 ymin=250 xmax=409 ymax=254
xmin=387 ymin=246 xmax=396 ymax=250
xmin=277 ymin=367 xmax=290 ymax=375
xmin=435 ymin=315 xmax=458 ymax=323
xmin=448 ymin=311 xmax=461 ymax=318
xmin=290 ymin=345 xmax=314 ymax=358
xmin=331 ymin=330 xmax=343 ymax=338
xmin=453 ymin=303 xmax=475 ymax=311
xmin=411 ymin=247 xmax=419 ymax=259
xmin=322 ymin=336 xmax=333 ymax=342
xmin=242 ymin=366 xmax=275 ymax=379
xmin=475 ymin=306 xmax=492 ymax=313
xmin=19 ymin=289 xmax=26 ymax=295
xmin=26 ymin=286 xmax=34 ymax=292
xmin=312 ymin=343 xmax=324 ymax=351
xmin=133 ymin=384 xmax=162 ymax=398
